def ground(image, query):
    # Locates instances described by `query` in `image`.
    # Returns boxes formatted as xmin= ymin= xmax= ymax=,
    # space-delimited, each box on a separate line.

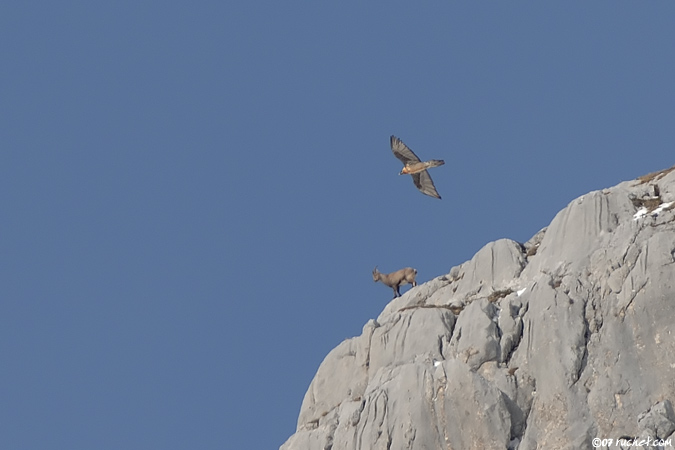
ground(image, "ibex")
xmin=372 ymin=266 xmax=418 ymax=298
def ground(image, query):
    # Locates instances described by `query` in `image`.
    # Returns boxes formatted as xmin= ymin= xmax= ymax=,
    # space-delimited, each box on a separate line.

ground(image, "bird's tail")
xmin=428 ymin=159 xmax=445 ymax=168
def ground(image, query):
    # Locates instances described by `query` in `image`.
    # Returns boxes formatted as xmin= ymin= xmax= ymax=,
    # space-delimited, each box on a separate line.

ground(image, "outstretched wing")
xmin=412 ymin=170 xmax=441 ymax=199
xmin=390 ymin=135 xmax=421 ymax=164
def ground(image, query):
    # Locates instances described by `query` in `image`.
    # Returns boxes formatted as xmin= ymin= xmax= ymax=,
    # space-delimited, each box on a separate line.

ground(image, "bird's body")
xmin=390 ymin=135 xmax=444 ymax=199
xmin=399 ymin=160 xmax=445 ymax=175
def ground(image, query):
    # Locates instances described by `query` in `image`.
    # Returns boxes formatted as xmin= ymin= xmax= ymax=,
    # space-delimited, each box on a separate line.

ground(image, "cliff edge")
xmin=281 ymin=167 xmax=675 ymax=450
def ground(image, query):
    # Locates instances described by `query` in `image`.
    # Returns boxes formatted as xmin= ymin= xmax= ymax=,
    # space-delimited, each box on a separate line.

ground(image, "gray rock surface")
xmin=281 ymin=167 xmax=675 ymax=450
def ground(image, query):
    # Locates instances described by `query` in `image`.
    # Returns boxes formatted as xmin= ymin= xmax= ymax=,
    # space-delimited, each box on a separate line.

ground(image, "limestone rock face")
xmin=281 ymin=167 xmax=675 ymax=450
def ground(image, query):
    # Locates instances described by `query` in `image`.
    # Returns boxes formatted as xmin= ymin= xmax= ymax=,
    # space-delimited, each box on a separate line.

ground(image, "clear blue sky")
xmin=1 ymin=2 xmax=674 ymax=449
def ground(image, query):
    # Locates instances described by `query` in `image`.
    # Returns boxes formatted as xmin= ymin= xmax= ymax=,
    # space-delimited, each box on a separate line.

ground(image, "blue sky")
xmin=1 ymin=2 xmax=674 ymax=449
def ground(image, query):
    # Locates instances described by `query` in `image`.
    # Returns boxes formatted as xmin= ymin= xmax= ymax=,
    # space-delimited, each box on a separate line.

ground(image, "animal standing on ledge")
xmin=372 ymin=266 xmax=418 ymax=299
xmin=390 ymin=135 xmax=445 ymax=199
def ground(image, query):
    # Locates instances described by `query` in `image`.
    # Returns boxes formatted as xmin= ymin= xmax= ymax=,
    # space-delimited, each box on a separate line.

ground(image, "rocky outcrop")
xmin=281 ymin=167 xmax=675 ymax=450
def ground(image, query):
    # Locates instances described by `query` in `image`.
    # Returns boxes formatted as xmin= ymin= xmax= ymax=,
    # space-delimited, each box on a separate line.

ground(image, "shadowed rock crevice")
xmin=281 ymin=167 xmax=675 ymax=450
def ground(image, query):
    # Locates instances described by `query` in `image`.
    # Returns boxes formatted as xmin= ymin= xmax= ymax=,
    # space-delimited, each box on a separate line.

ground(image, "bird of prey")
xmin=390 ymin=135 xmax=445 ymax=199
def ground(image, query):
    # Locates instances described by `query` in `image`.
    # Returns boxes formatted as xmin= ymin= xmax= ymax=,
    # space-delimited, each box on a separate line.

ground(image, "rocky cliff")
xmin=281 ymin=167 xmax=675 ymax=450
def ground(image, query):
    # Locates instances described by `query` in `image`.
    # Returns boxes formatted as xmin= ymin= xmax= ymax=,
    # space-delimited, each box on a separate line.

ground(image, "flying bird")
xmin=390 ymin=135 xmax=445 ymax=199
